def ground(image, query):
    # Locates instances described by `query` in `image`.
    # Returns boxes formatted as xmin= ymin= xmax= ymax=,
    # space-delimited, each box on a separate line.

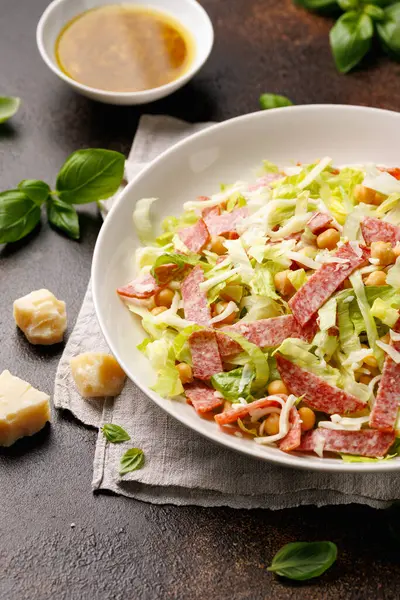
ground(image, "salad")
xmin=117 ymin=158 xmax=400 ymax=462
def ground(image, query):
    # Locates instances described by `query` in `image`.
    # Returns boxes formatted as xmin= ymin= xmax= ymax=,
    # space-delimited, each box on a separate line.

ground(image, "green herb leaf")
xmin=18 ymin=180 xmax=50 ymax=207
xmin=295 ymin=0 xmax=338 ymax=10
xmin=260 ymin=94 xmax=293 ymax=110
xmin=330 ymin=11 xmax=374 ymax=73
xmin=47 ymin=197 xmax=80 ymax=240
xmin=120 ymin=448 xmax=145 ymax=475
xmin=56 ymin=149 xmax=125 ymax=205
xmin=338 ymin=0 xmax=359 ymax=10
xmin=377 ymin=4 xmax=400 ymax=58
xmin=0 ymin=96 xmax=20 ymax=124
xmin=0 ymin=190 xmax=41 ymax=243
xmin=364 ymin=4 xmax=385 ymax=20
xmin=268 ymin=541 xmax=337 ymax=581
xmin=101 ymin=424 xmax=131 ymax=443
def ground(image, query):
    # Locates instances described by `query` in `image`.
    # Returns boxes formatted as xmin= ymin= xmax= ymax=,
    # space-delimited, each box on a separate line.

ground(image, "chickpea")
xmin=176 ymin=362 xmax=193 ymax=385
xmin=274 ymin=270 xmax=295 ymax=297
xmin=316 ymin=228 xmax=340 ymax=250
xmin=263 ymin=413 xmax=280 ymax=436
xmin=371 ymin=241 xmax=395 ymax=266
xmin=212 ymin=301 xmax=237 ymax=325
xmin=359 ymin=374 xmax=372 ymax=386
xmin=154 ymin=288 xmax=175 ymax=308
xmin=380 ymin=333 xmax=391 ymax=344
xmin=354 ymin=184 xmax=385 ymax=206
xmin=364 ymin=270 xmax=387 ymax=286
xmin=151 ymin=306 xmax=168 ymax=316
xmin=267 ymin=380 xmax=288 ymax=396
xmin=210 ymin=236 xmax=227 ymax=256
xmin=298 ymin=407 xmax=316 ymax=432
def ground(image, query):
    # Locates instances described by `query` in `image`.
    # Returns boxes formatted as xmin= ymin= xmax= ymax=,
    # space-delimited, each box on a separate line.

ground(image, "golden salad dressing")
xmin=55 ymin=5 xmax=194 ymax=92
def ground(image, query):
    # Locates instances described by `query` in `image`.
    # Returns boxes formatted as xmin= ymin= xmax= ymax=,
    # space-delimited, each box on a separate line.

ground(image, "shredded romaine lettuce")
xmin=211 ymin=366 xmax=255 ymax=401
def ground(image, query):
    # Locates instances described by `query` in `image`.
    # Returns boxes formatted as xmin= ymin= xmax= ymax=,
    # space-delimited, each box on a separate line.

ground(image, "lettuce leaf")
xmin=150 ymin=252 xmax=200 ymax=283
xmin=211 ymin=366 xmax=254 ymax=401
xmin=371 ymin=298 xmax=399 ymax=328
xmin=219 ymin=331 xmax=269 ymax=391
xmin=250 ymin=265 xmax=279 ymax=299
xmin=275 ymin=338 xmax=340 ymax=386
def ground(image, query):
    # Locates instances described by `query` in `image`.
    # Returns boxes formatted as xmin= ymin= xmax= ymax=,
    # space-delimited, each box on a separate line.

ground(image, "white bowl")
xmin=93 ymin=105 xmax=400 ymax=472
xmin=36 ymin=0 xmax=214 ymax=105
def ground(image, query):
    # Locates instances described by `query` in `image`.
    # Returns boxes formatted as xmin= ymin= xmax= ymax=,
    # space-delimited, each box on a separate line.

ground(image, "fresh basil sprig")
xmin=295 ymin=0 xmax=400 ymax=72
xmin=120 ymin=448 xmax=145 ymax=474
xmin=0 ymin=148 xmax=124 ymax=243
xmin=268 ymin=541 xmax=337 ymax=581
xmin=259 ymin=94 xmax=293 ymax=110
xmin=0 ymin=96 xmax=20 ymax=124
xmin=101 ymin=423 xmax=131 ymax=443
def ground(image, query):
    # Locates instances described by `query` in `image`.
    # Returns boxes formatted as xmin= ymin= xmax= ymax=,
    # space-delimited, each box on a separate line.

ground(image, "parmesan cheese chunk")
xmin=70 ymin=353 xmax=126 ymax=398
xmin=0 ymin=370 xmax=51 ymax=446
xmin=13 ymin=289 xmax=67 ymax=345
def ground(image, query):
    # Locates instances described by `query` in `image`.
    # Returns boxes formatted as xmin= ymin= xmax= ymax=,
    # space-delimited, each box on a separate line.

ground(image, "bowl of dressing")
xmin=36 ymin=0 xmax=214 ymax=105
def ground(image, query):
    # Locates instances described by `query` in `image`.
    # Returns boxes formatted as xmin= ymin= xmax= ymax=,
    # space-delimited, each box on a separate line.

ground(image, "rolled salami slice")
xmin=117 ymin=273 xmax=164 ymax=299
xmin=279 ymin=407 xmax=302 ymax=452
xmin=276 ymin=354 xmax=367 ymax=415
xmin=178 ymin=218 xmax=210 ymax=253
xmin=298 ymin=428 xmax=395 ymax=458
xmin=361 ymin=216 xmax=400 ymax=246
xmin=289 ymin=242 xmax=369 ymax=326
xmin=215 ymin=396 xmax=283 ymax=426
xmin=185 ymin=381 xmax=224 ymax=414
xmin=203 ymin=207 xmax=248 ymax=237
xmin=181 ymin=266 xmax=211 ymax=326
xmin=189 ymin=330 xmax=223 ymax=381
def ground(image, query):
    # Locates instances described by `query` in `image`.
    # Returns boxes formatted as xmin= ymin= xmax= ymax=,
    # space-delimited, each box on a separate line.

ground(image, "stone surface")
xmin=1 ymin=0 xmax=400 ymax=598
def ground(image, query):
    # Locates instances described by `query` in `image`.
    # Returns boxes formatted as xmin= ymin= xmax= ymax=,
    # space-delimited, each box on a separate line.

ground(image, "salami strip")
xmin=185 ymin=381 xmax=224 ymax=414
xmin=298 ymin=428 xmax=395 ymax=458
xmin=361 ymin=216 xmax=400 ymax=246
xmin=181 ymin=266 xmax=211 ymax=326
xmin=201 ymin=205 xmax=220 ymax=220
xmin=279 ymin=407 xmax=302 ymax=452
xmin=289 ymin=242 xmax=369 ymax=326
xmin=306 ymin=212 xmax=333 ymax=234
xmin=189 ymin=330 xmax=223 ymax=380
xmin=216 ymin=315 xmax=318 ymax=358
xmin=276 ymin=354 xmax=367 ymax=414
xmin=379 ymin=167 xmax=400 ymax=180
xmin=204 ymin=207 xmax=249 ymax=237
xmin=178 ymin=218 xmax=210 ymax=253
xmin=117 ymin=273 xmax=164 ymax=299
xmin=215 ymin=396 xmax=282 ymax=426
xmin=370 ymin=320 xmax=400 ymax=431
xmin=153 ymin=262 xmax=180 ymax=285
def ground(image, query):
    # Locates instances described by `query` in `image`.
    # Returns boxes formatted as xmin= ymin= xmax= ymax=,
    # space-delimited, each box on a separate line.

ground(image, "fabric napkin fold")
xmin=54 ymin=115 xmax=399 ymax=509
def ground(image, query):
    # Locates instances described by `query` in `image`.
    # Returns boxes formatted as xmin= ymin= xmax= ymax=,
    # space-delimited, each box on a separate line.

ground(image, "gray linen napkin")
xmin=54 ymin=115 xmax=399 ymax=509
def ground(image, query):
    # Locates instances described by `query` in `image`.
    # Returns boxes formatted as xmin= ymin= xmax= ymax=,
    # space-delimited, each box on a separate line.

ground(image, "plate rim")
xmin=92 ymin=105 xmax=400 ymax=473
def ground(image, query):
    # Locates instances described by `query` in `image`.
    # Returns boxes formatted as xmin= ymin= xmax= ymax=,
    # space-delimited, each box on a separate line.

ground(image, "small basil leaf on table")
xmin=259 ymin=94 xmax=293 ymax=110
xmin=46 ymin=197 xmax=80 ymax=240
xmin=330 ymin=11 xmax=374 ymax=73
xmin=0 ymin=190 xmax=41 ymax=243
xmin=56 ymin=149 xmax=125 ymax=205
xmin=101 ymin=424 xmax=131 ymax=443
xmin=377 ymin=4 xmax=400 ymax=58
xmin=18 ymin=180 xmax=50 ymax=206
xmin=268 ymin=541 xmax=338 ymax=581
xmin=0 ymin=96 xmax=20 ymax=124
xmin=364 ymin=4 xmax=385 ymax=21
xmin=120 ymin=448 xmax=145 ymax=474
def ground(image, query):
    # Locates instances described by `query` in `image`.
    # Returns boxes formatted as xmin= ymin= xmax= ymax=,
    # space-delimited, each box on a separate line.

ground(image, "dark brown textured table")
xmin=1 ymin=1 xmax=400 ymax=598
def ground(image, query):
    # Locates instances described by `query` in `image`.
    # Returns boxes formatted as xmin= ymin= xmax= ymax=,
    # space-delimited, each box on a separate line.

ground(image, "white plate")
xmin=36 ymin=0 xmax=213 ymax=105
xmin=92 ymin=105 xmax=400 ymax=472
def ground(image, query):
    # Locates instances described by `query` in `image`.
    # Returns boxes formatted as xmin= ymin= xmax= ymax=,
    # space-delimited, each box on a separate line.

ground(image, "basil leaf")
xmin=18 ymin=180 xmax=50 ymax=207
xmin=268 ymin=541 xmax=337 ymax=581
xmin=120 ymin=448 xmax=145 ymax=475
xmin=0 ymin=190 xmax=41 ymax=243
xmin=0 ymin=96 xmax=20 ymax=124
xmin=295 ymin=0 xmax=338 ymax=10
xmin=46 ymin=197 xmax=80 ymax=240
xmin=101 ymin=423 xmax=131 ymax=443
xmin=338 ymin=0 xmax=359 ymax=10
xmin=56 ymin=149 xmax=125 ymax=205
xmin=259 ymin=94 xmax=293 ymax=110
xmin=364 ymin=4 xmax=385 ymax=20
xmin=330 ymin=11 xmax=374 ymax=73
xmin=377 ymin=4 xmax=400 ymax=58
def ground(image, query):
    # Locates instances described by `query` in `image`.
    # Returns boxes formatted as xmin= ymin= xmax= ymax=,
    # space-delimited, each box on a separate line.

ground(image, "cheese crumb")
xmin=0 ymin=370 xmax=50 ymax=446
xmin=13 ymin=289 xmax=67 ymax=345
xmin=70 ymin=353 xmax=126 ymax=398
